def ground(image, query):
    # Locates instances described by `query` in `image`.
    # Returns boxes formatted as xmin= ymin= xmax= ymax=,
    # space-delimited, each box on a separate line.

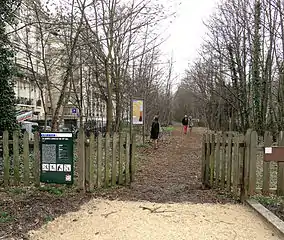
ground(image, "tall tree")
xmin=0 ymin=0 xmax=19 ymax=131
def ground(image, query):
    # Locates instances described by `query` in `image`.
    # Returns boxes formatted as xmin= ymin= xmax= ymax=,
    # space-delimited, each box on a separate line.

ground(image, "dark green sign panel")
xmin=40 ymin=132 xmax=74 ymax=184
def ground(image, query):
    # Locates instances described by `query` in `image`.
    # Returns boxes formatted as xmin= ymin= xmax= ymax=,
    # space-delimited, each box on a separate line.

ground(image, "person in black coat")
xmin=150 ymin=116 xmax=160 ymax=149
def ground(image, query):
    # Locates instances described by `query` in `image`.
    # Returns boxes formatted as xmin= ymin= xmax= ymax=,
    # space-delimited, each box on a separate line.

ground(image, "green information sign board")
xmin=40 ymin=132 xmax=74 ymax=184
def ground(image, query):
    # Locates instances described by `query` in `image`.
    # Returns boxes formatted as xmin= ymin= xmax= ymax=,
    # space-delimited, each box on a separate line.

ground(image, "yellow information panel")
xmin=132 ymin=99 xmax=143 ymax=125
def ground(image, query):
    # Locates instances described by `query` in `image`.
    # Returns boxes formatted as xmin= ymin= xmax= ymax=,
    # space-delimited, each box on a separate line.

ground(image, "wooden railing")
xmin=202 ymin=129 xmax=284 ymax=201
xmin=0 ymin=130 xmax=136 ymax=191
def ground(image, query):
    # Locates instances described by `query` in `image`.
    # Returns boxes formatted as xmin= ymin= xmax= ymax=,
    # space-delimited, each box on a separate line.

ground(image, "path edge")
xmin=246 ymin=199 xmax=284 ymax=238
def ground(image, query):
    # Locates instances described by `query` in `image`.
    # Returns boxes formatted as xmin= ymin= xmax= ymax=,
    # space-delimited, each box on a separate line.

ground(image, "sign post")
xmin=131 ymin=98 xmax=145 ymax=144
xmin=40 ymin=132 xmax=74 ymax=184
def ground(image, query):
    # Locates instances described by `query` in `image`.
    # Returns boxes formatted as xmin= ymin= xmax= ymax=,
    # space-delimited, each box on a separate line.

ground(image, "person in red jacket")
xmin=181 ymin=115 xmax=189 ymax=134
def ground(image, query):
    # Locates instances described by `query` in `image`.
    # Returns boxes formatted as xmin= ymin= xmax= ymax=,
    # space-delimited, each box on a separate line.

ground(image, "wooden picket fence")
xmin=202 ymin=129 xmax=284 ymax=201
xmin=0 ymin=130 xmax=136 ymax=191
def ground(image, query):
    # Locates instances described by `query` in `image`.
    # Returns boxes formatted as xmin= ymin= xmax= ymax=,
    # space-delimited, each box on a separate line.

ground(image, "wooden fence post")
xmin=13 ymin=131 xmax=20 ymax=186
xmin=88 ymin=133 xmax=95 ymax=192
xmin=232 ymin=134 xmax=240 ymax=195
xmin=111 ymin=133 xmax=117 ymax=186
xmin=3 ymin=131 xmax=9 ymax=187
xmin=201 ymin=134 xmax=206 ymax=184
xmin=248 ymin=130 xmax=257 ymax=196
xmin=85 ymin=140 xmax=90 ymax=189
xmin=220 ymin=134 xmax=226 ymax=189
xmin=205 ymin=134 xmax=210 ymax=186
xmin=78 ymin=128 xmax=85 ymax=191
xmin=125 ymin=133 xmax=130 ymax=185
xmin=263 ymin=131 xmax=272 ymax=195
xmin=23 ymin=131 xmax=30 ymax=186
xmin=241 ymin=129 xmax=252 ymax=202
xmin=34 ymin=132 xmax=40 ymax=187
xmin=130 ymin=134 xmax=136 ymax=182
xmin=104 ymin=133 xmax=110 ymax=188
xmin=215 ymin=133 xmax=221 ymax=187
xmin=97 ymin=133 xmax=102 ymax=188
xmin=277 ymin=131 xmax=284 ymax=195
xmin=210 ymin=134 xmax=215 ymax=186
xmin=227 ymin=132 xmax=233 ymax=192
xmin=118 ymin=133 xmax=124 ymax=185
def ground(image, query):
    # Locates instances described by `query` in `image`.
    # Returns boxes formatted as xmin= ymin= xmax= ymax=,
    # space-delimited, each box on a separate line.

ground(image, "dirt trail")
xmin=28 ymin=127 xmax=283 ymax=240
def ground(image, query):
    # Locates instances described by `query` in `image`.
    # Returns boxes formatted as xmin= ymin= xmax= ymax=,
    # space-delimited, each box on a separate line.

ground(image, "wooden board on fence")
xmin=13 ymin=131 xmax=20 ymax=186
xmin=220 ymin=134 xmax=226 ymax=189
xmin=23 ymin=132 xmax=30 ymax=186
xmin=232 ymin=135 xmax=240 ymax=195
xmin=263 ymin=132 xmax=272 ymax=195
xmin=201 ymin=134 xmax=206 ymax=184
xmin=118 ymin=133 xmax=124 ymax=185
xmin=210 ymin=134 xmax=215 ymax=186
xmin=3 ymin=131 xmax=9 ymax=187
xmin=205 ymin=134 xmax=210 ymax=186
xmin=78 ymin=129 xmax=86 ymax=191
xmin=130 ymin=134 xmax=136 ymax=182
xmin=85 ymin=142 xmax=90 ymax=186
xmin=97 ymin=134 xmax=103 ymax=188
xmin=88 ymin=133 xmax=95 ymax=192
xmin=248 ymin=131 xmax=257 ymax=196
xmin=125 ymin=133 xmax=130 ymax=185
xmin=104 ymin=133 xmax=110 ymax=188
xmin=277 ymin=132 xmax=284 ymax=196
xmin=111 ymin=133 xmax=117 ymax=186
xmin=215 ymin=133 xmax=221 ymax=187
xmin=241 ymin=129 xmax=252 ymax=201
xmin=34 ymin=132 xmax=40 ymax=187
xmin=226 ymin=133 xmax=233 ymax=191
xmin=264 ymin=147 xmax=284 ymax=162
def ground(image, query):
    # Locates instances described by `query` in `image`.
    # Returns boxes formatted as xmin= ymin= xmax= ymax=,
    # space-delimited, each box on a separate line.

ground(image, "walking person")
xmin=188 ymin=116 xmax=193 ymax=135
xmin=182 ymin=115 xmax=189 ymax=135
xmin=150 ymin=116 xmax=160 ymax=149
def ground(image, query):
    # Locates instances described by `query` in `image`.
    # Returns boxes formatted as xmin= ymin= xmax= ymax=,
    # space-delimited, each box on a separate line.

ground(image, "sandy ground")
xmin=28 ymin=199 xmax=282 ymax=240
xmin=26 ymin=127 xmax=284 ymax=239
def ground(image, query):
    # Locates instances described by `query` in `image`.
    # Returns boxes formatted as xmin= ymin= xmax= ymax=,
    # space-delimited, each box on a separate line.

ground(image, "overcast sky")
xmin=160 ymin=0 xmax=219 ymax=84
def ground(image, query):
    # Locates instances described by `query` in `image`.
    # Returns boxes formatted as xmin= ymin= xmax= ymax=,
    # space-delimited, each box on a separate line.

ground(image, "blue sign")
xmin=72 ymin=108 xmax=77 ymax=114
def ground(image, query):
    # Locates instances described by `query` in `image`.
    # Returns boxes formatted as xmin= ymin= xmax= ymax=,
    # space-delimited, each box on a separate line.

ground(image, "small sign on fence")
xmin=40 ymin=132 xmax=74 ymax=184
xmin=264 ymin=146 xmax=284 ymax=162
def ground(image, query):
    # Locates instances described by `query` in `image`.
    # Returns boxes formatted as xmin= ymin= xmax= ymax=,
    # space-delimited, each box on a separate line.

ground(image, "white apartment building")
xmin=10 ymin=0 xmax=110 ymax=128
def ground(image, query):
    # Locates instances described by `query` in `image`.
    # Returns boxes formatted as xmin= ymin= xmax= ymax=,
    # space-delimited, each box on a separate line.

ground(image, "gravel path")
xmin=28 ymin=127 xmax=283 ymax=240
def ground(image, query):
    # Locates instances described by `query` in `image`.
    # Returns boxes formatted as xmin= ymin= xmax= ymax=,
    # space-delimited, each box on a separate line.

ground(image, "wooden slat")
xmin=215 ymin=133 xmax=221 ymax=186
xmin=77 ymin=129 xmax=85 ymax=191
xmin=241 ymin=129 xmax=252 ymax=201
xmin=3 ymin=131 xmax=9 ymax=187
xmin=232 ymin=135 xmax=239 ymax=195
xmin=23 ymin=132 xmax=30 ymax=186
xmin=201 ymin=134 xmax=206 ymax=184
xmin=13 ymin=131 xmax=20 ymax=186
xmin=111 ymin=133 xmax=117 ymax=186
xmin=118 ymin=133 xmax=124 ymax=185
xmin=263 ymin=131 xmax=272 ymax=195
xmin=248 ymin=131 xmax=257 ymax=196
xmin=226 ymin=132 xmax=233 ymax=191
xmin=88 ymin=133 xmax=95 ymax=192
xmin=85 ymin=141 xmax=90 ymax=187
xmin=277 ymin=131 xmax=284 ymax=195
xmin=130 ymin=134 xmax=136 ymax=182
xmin=210 ymin=134 xmax=215 ymax=186
xmin=104 ymin=133 xmax=110 ymax=188
xmin=33 ymin=132 xmax=40 ymax=187
xmin=220 ymin=134 xmax=226 ymax=189
xmin=125 ymin=133 xmax=130 ymax=185
xmin=97 ymin=133 xmax=102 ymax=188
xmin=205 ymin=134 xmax=210 ymax=186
